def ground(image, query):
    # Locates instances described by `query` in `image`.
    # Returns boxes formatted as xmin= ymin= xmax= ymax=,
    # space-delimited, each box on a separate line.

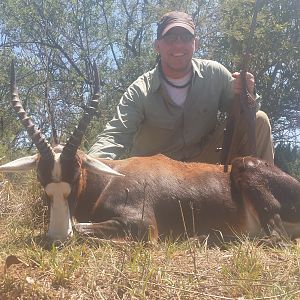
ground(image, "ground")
xmin=0 ymin=174 xmax=300 ymax=299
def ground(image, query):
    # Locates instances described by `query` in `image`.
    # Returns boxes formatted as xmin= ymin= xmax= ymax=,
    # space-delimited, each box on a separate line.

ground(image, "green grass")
xmin=1 ymin=174 xmax=300 ymax=299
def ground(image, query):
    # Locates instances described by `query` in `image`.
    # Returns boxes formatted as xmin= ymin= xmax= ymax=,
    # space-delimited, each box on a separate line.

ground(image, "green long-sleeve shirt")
xmin=88 ymin=58 xmax=234 ymax=160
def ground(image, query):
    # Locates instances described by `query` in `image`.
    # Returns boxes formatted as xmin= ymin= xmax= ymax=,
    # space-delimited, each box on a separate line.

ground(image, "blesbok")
xmin=0 ymin=63 xmax=300 ymax=244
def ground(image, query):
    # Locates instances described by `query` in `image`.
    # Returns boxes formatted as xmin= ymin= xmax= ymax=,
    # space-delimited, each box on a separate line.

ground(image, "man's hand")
xmin=232 ymin=72 xmax=255 ymax=97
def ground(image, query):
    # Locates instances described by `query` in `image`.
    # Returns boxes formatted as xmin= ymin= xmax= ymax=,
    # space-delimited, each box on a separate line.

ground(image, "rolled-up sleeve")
xmin=88 ymin=81 xmax=145 ymax=159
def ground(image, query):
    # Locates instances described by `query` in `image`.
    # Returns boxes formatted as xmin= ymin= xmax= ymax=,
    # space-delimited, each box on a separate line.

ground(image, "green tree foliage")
xmin=0 ymin=0 xmax=299 ymax=159
xmin=275 ymin=144 xmax=300 ymax=179
xmin=214 ymin=0 xmax=299 ymax=144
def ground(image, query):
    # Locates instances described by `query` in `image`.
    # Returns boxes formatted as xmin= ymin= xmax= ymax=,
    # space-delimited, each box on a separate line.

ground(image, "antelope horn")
xmin=10 ymin=61 xmax=54 ymax=161
xmin=61 ymin=62 xmax=100 ymax=160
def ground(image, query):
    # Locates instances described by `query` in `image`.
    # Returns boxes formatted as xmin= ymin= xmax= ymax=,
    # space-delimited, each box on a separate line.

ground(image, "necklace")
xmin=158 ymin=62 xmax=193 ymax=89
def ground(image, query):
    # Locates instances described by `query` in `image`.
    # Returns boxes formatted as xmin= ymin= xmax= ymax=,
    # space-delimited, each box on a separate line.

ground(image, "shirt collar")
xmin=191 ymin=58 xmax=204 ymax=79
xmin=150 ymin=63 xmax=161 ymax=93
xmin=150 ymin=58 xmax=204 ymax=93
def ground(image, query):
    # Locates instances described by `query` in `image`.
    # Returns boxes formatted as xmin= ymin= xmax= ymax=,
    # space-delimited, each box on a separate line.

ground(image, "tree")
xmin=214 ymin=0 xmax=299 ymax=146
xmin=0 ymin=0 xmax=298 ymax=158
xmin=275 ymin=144 xmax=300 ymax=179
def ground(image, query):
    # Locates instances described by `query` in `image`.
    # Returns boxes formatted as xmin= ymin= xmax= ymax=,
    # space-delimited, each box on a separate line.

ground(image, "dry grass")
xmin=1 ymin=173 xmax=300 ymax=299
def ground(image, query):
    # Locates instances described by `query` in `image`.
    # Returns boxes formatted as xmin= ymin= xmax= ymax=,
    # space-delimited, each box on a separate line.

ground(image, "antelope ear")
xmin=82 ymin=155 xmax=124 ymax=177
xmin=0 ymin=155 xmax=38 ymax=172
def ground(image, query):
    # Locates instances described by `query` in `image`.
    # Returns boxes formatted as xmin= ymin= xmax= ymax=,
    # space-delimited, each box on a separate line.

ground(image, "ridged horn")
xmin=61 ymin=62 xmax=100 ymax=160
xmin=10 ymin=61 xmax=54 ymax=161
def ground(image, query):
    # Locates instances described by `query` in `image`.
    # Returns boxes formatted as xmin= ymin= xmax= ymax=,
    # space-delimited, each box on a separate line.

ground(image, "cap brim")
xmin=162 ymin=22 xmax=194 ymax=36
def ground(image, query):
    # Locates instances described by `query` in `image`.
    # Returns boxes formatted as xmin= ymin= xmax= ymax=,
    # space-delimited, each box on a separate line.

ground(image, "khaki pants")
xmin=190 ymin=110 xmax=274 ymax=164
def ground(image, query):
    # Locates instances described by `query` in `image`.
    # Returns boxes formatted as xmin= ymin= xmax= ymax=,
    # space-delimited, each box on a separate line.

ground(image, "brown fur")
xmin=46 ymin=153 xmax=300 ymax=242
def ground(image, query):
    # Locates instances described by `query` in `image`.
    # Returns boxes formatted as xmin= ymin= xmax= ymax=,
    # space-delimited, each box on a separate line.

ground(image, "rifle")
xmin=220 ymin=0 xmax=261 ymax=172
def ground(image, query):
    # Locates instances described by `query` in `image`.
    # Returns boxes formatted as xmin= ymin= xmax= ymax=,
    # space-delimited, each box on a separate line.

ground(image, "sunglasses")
xmin=161 ymin=32 xmax=195 ymax=43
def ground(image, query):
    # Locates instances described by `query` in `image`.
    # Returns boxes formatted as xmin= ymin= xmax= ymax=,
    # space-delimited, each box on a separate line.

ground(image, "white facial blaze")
xmin=52 ymin=152 xmax=62 ymax=181
xmin=45 ymin=153 xmax=72 ymax=241
xmin=45 ymin=182 xmax=73 ymax=241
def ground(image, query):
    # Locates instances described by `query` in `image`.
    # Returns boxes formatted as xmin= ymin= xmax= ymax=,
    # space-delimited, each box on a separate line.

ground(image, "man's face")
xmin=155 ymin=27 xmax=198 ymax=78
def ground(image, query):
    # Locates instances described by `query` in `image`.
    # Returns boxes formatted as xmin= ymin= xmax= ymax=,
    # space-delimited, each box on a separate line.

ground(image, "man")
xmin=89 ymin=11 xmax=274 ymax=164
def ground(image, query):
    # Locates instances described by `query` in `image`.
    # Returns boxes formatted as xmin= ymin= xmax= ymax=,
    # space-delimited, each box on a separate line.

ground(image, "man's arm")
xmin=88 ymin=82 xmax=144 ymax=159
